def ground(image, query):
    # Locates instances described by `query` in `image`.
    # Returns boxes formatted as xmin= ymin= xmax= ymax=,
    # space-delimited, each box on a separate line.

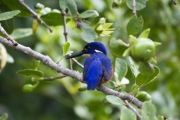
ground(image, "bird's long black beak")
xmin=66 ymin=51 xmax=84 ymax=59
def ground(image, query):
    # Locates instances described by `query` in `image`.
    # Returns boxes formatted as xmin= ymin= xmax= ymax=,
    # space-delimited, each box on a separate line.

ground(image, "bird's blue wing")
xmin=85 ymin=59 xmax=103 ymax=90
xmin=98 ymin=55 xmax=112 ymax=83
xmin=83 ymin=57 xmax=92 ymax=81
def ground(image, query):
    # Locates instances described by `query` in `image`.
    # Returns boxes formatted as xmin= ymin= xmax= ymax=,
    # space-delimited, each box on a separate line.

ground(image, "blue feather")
xmin=85 ymin=59 xmax=102 ymax=90
xmin=83 ymin=53 xmax=112 ymax=90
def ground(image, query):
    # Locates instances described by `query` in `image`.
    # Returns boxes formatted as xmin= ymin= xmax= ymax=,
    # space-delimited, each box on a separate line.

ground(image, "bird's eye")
xmin=83 ymin=48 xmax=87 ymax=52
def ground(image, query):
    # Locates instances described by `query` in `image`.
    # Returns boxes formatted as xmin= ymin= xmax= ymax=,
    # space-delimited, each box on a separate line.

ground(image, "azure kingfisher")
xmin=66 ymin=42 xmax=113 ymax=90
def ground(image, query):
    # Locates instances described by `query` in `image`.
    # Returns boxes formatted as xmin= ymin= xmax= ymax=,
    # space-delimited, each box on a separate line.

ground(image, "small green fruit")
xmin=131 ymin=38 xmax=155 ymax=61
xmin=136 ymin=91 xmax=151 ymax=102
xmin=23 ymin=84 xmax=34 ymax=92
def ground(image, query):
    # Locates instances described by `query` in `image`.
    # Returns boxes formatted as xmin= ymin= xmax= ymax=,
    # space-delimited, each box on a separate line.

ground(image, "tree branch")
xmin=132 ymin=0 xmax=136 ymax=16
xmin=61 ymin=10 xmax=68 ymax=42
xmin=125 ymin=100 xmax=141 ymax=120
xmin=60 ymin=9 xmax=73 ymax=69
xmin=97 ymin=85 xmax=142 ymax=108
xmin=0 ymin=23 xmax=18 ymax=46
xmin=0 ymin=36 xmax=142 ymax=108
xmin=72 ymin=58 xmax=84 ymax=68
xmin=18 ymin=0 xmax=53 ymax=32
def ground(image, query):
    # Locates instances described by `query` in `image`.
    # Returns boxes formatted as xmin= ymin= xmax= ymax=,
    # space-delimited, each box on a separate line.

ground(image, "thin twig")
xmin=72 ymin=58 xmax=84 ymax=68
xmin=0 ymin=36 xmax=143 ymax=108
xmin=61 ymin=9 xmax=73 ymax=70
xmin=61 ymin=10 xmax=68 ymax=42
xmin=40 ymin=75 xmax=67 ymax=81
xmin=172 ymin=0 xmax=177 ymax=5
xmin=0 ymin=23 xmax=18 ymax=46
xmin=69 ymin=59 xmax=73 ymax=70
xmin=125 ymin=100 xmax=141 ymax=120
xmin=18 ymin=0 xmax=53 ymax=32
xmin=132 ymin=0 xmax=136 ymax=16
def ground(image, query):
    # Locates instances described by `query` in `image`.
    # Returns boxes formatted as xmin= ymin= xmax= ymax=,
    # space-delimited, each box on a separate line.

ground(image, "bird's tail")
xmin=86 ymin=60 xmax=102 ymax=90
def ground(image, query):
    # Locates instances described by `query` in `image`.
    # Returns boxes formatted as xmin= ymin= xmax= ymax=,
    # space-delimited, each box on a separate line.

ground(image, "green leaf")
xmin=106 ymin=95 xmax=124 ymax=106
xmin=120 ymin=107 xmax=136 ymax=120
xmin=0 ymin=0 xmax=30 ymax=17
xmin=81 ymin=22 xmax=97 ymax=43
xmin=135 ymin=66 xmax=159 ymax=87
xmin=97 ymin=23 xmax=113 ymax=31
xmin=0 ymin=10 xmax=20 ymax=21
xmin=0 ymin=113 xmax=8 ymax=120
xmin=139 ymin=62 xmax=154 ymax=74
xmin=126 ymin=0 xmax=147 ymax=11
xmin=17 ymin=69 xmax=44 ymax=78
xmin=138 ymin=28 xmax=150 ymax=38
xmin=129 ymin=35 xmax=137 ymax=44
xmin=41 ymin=12 xmax=68 ymax=26
xmin=142 ymin=101 xmax=157 ymax=120
xmin=123 ymin=47 xmax=131 ymax=57
xmin=57 ymin=42 xmax=70 ymax=63
xmin=125 ymin=57 xmax=139 ymax=77
xmin=100 ymin=31 xmax=114 ymax=36
xmin=114 ymin=58 xmax=128 ymax=81
xmin=130 ymin=84 xmax=140 ymax=94
xmin=59 ymin=0 xmax=78 ymax=17
xmin=1 ymin=18 xmax=14 ymax=34
xmin=79 ymin=10 xmax=99 ymax=19
xmin=127 ymin=16 xmax=144 ymax=35
xmin=63 ymin=42 xmax=70 ymax=55
xmin=10 ymin=28 xmax=32 ymax=39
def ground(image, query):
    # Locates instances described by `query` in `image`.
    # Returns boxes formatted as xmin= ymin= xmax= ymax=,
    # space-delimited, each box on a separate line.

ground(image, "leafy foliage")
xmin=0 ymin=10 xmax=20 ymax=21
xmin=127 ymin=16 xmax=144 ymax=35
xmin=120 ymin=107 xmax=136 ymax=120
xmin=141 ymin=101 xmax=157 ymax=120
xmin=59 ymin=0 xmax=78 ymax=17
xmin=105 ymin=95 xmax=124 ymax=106
xmin=126 ymin=0 xmax=147 ymax=10
xmin=80 ymin=22 xmax=97 ymax=42
xmin=135 ymin=66 xmax=159 ymax=87
xmin=40 ymin=12 xmax=64 ymax=26
xmin=16 ymin=69 xmax=44 ymax=78
xmin=114 ymin=58 xmax=128 ymax=82
xmin=79 ymin=10 xmax=99 ymax=19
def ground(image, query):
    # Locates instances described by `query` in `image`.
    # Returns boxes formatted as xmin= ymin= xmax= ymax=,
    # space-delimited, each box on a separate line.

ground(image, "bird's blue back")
xmin=83 ymin=53 xmax=112 ymax=90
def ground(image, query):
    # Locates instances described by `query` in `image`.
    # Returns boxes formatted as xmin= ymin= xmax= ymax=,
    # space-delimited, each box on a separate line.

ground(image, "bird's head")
xmin=66 ymin=42 xmax=107 ymax=59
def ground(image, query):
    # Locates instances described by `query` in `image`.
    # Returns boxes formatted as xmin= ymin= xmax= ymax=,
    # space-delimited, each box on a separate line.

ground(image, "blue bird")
xmin=66 ymin=42 xmax=113 ymax=90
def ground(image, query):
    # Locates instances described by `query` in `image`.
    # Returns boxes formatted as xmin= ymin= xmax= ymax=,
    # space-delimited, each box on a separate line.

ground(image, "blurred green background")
xmin=0 ymin=0 xmax=180 ymax=120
